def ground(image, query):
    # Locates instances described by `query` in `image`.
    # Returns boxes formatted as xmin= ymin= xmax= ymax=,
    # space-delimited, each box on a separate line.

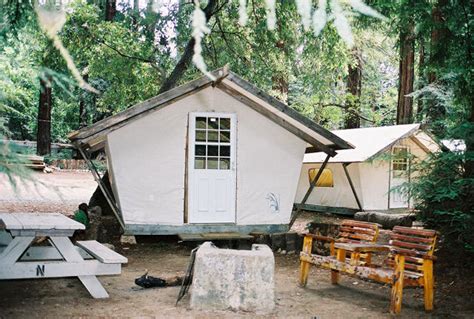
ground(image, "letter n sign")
xmin=36 ymin=264 xmax=45 ymax=277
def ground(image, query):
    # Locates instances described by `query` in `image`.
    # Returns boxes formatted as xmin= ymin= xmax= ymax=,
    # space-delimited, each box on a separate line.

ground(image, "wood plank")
xmin=0 ymin=236 xmax=34 ymax=264
xmin=78 ymin=275 xmax=110 ymax=299
xmin=342 ymin=220 xmax=380 ymax=230
xmin=76 ymin=240 xmax=128 ymax=264
xmin=390 ymin=233 xmax=434 ymax=244
xmin=389 ymin=240 xmax=432 ymax=252
xmin=334 ymin=242 xmax=390 ymax=253
xmin=19 ymin=246 xmax=92 ymax=261
xmin=295 ymin=204 xmax=358 ymax=216
xmin=0 ymin=213 xmax=84 ymax=231
xmin=339 ymin=232 xmax=375 ymax=242
xmin=393 ymin=226 xmax=437 ymax=237
xmin=0 ymin=260 xmax=121 ymax=279
xmin=339 ymin=226 xmax=376 ymax=236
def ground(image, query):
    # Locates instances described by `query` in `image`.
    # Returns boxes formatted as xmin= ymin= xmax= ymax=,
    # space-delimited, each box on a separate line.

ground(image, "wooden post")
xmin=423 ymin=259 xmax=434 ymax=311
xmin=289 ymin=154 xmax=331 ymax=228
xmin=299 ymin=236 xmax=313 ymax=287
xmin=332 ymin=248 xmax=346 ymax=284
xmin=342 ymin=163 xmax=363 ymax=211
xmin=76 ymin=145 xmax=126 ymax=231
xmin=390 ymin=254 xmax=405 ymax=314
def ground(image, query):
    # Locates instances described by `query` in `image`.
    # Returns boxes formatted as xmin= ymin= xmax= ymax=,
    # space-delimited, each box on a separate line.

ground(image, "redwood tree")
xmin=344 ymin=48 xmax=362 ymax=129
xmin=397 ymin=22 xmax=415 ymax=124
xmin=37 ymin=77 xmax=52 ymax=155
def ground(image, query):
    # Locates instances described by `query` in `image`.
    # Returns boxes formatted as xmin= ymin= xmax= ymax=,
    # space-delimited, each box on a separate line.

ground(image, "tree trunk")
xmin=397 ymin=22 xmax=415 ymax=125
xmin=79 ymin=73 xmax=88 ymax=128
xmin=105 ymin=0 xmax=116 ymax=21
xmin=37 ymin=77 xmax=52 ymax=156
xmin=158 ymin=0 xmax=219 ymax=94
xmin=344 ymin=48 xmax=362 ymax=129
xmin=416 ymin=39 xmax=425 ymax=121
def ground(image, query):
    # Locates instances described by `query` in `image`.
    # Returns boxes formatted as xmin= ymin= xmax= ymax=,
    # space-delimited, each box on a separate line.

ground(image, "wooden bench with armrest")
xmin=300 ymin=220 xmax=381 ymax=285
xmin=299 ymin=225 xmax=438 ymax=314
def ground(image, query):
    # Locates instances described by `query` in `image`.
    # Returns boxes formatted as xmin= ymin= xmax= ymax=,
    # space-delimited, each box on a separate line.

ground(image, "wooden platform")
xmin=178 ymin=232 xmax=254 ymax=242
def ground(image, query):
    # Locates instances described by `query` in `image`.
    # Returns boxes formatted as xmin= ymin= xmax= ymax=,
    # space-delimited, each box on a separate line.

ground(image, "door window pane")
xmin=196 ymin=130 xmax=206 ymax=142
xmin=208 ymin=131 xmax=219 ymax=142
xmin=220 ymin=145 xmax=230 ymax=157
xmin=207 ymin=158 xmax=219 ymax=169
xmin=208 ymin=145 xmax=218 ymax=156
xmin=195 ymin=157 xmax=206 ymax=169
xmin=208 ymin=117 xmax=219 ymax=130
xmin=220 ymin=131 xmax=230 ymax=143
xmin=219 ymin=158 xmax=230 ymax=170
xmin=196 ymin=117 xmax=207 ymax=129
xmin=220 ymin=118 xmax=230 ymax=130
xmin=195 ymin=145 xmax=206 ymax=156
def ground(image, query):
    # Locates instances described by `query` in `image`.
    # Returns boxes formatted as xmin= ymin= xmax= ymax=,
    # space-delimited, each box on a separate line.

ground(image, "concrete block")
xmin=191 ymin=242 xmax=275 ymax=313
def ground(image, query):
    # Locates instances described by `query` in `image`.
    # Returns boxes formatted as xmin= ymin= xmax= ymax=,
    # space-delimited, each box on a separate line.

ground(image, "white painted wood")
xmin=0 ymin=236 xmax=34 ymax=264
xmin=19 ymin=246 xmax=92 ymax=261
xmin=76 ymin=240 xmax=127 ymax=264
xmin=188 ymin=112 xmax=237 ymax=224
xmin=78 ymin=275 xmax=110 ymax=299
xmin=9 ymin=230 xmax=77 ymax=237
xmin=0 ymin=261 xmax=121 ymax=279
xmin=389 ymin=145 xmax=410 ymax=209
xmin=0 ymin=213 xmax=84 ymax=231
xmin=49 ymin=237 xmax=115 ymax=298
xmin=0 ymin=230 xmax=13 ymax=246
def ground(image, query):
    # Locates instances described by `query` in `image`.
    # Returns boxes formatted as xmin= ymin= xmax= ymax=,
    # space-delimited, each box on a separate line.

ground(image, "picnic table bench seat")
xmin=76 ymin=240 xmax=128 ymax=264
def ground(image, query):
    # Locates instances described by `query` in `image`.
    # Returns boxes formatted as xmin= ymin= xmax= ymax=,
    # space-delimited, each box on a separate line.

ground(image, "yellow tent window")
xmin=308 ymin=168 xmax=334 ymax=187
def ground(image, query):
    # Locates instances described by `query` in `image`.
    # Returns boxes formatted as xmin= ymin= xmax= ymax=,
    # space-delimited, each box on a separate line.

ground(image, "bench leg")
xmin=299 ymin=236 xmax=313 ymax=287
xmin=331 ymin=248 xmax=346 ymax=285
xmin=390 ymin=255 xmax=405 ymax=315
xmin=423 ymin=259 xmax=434 ymax=312
xmin=79 ymin=275 xmax=109 ymax=298
xmin=299 ymin=260 xmax=310 ymax=287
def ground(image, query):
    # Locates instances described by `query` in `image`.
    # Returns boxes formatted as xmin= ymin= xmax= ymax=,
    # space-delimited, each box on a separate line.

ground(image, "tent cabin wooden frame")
xmin=69 ymin=67 xmax=353 ymax=235
xmin=294 ymin=124 xmax=440 ymax=215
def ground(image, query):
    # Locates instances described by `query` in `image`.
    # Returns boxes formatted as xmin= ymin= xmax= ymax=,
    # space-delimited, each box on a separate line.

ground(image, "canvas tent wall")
xmin=69 ymin=68 xmax=353 ymax=235
xmin=294 ymin=124 xmax=440 ymax=212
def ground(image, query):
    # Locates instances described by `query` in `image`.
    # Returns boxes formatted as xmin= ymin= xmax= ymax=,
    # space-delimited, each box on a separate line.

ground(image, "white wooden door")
xmin=188 ymin=113 xmax=237 ymax=223
xmin=389 ymin=146 xmax=410 ymax=209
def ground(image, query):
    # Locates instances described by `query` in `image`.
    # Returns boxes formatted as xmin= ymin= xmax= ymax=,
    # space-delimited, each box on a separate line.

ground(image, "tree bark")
xmin=37 ymin=77 xmax=52 ymax=156
xmin=416 ymin=39 xmax=425 ymax=121
xmin=79 ymin=73 xmax=89 ymax=128
xmin=397 ymin=22 xmax=415 ymax=125
xmin=105 ymin=0 xmax=116 ymax=21
xmin=344 ymin=48 xmax=362 ymax=129
xmin=157 ymin=0 xmax=219 ymax=94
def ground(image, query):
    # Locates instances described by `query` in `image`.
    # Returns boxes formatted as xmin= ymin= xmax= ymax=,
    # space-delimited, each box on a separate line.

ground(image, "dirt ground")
xmin=0 ymin=171 xmax=473 ymax=318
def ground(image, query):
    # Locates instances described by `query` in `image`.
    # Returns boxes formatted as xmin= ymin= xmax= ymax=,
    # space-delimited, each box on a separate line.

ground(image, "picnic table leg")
xmin=0 ymin=236 xmax=35 ymax=264
xmin=331 ymin=248 xmax=345 ymax=284
xmin=50 ymin=237 xmax=109 ymax=299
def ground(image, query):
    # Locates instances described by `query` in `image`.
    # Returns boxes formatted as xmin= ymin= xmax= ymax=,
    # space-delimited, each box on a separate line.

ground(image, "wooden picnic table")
xmin=0 ymin=213 xmax=127 ymax=298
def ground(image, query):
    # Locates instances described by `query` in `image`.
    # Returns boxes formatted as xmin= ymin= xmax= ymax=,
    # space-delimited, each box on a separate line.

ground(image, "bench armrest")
xmin=334 ymin=242 xmax=391 ymax=253
xmin=304 ymin=234 xmax=336 ymax=243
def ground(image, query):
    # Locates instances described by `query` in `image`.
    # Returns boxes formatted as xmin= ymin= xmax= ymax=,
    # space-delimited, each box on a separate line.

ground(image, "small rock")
xmin=120 ymin=235 xmax=137 ymax=245
xmin=352 ymin=281 xmax=358 ymax=285
xmin=43 ymin=166 xmax=53 ymax=173
xmin=280 ymin=250 xmax=287 ymax=255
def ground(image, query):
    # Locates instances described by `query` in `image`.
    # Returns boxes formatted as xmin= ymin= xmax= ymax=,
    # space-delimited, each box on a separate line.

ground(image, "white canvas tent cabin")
xmin=69 ymin=67 xmax=353 ymax=236
xmin=294 ymin=124 xmax=440 ymax=215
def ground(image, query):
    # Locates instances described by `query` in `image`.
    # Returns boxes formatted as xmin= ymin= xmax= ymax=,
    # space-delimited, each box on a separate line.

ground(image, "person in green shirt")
xmin=73 ymin=203 xmax=89 ymax=227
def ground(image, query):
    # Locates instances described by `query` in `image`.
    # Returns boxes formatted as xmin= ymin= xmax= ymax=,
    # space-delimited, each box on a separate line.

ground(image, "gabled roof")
xmin=303 ymin=124 xmax=439 ymax=163
xmin=69 ymin=67 xmax=353 ymax=155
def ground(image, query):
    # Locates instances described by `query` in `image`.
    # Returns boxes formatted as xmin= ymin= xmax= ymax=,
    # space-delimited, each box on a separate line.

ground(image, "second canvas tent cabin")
xmin=69 ymin=67 xmax=353 ymax=235
xmin=294 ymin=124 xmax=440 ymax=215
